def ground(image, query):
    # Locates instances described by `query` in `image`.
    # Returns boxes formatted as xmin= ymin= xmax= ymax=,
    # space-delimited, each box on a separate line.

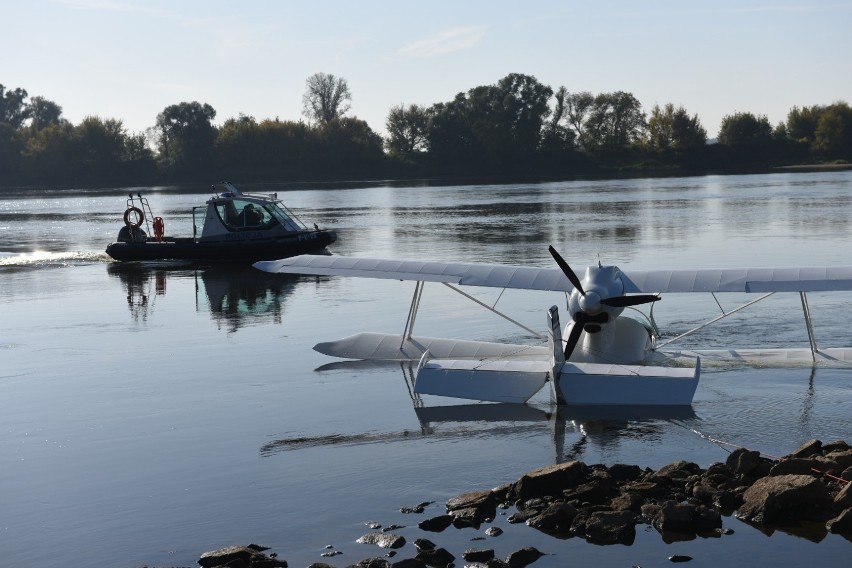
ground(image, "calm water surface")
xmin=1 ymin=172 xmax=851 ymax=567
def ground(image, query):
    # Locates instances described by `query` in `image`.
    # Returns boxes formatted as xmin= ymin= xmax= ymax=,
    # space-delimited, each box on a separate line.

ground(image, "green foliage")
xmin=813 ymin=102 xmax=852 ymax=157
xmin=425 ymin=73 xmax=553 ymax=171
xmin=385 ymin=104 xmax=429 ymax=158
xmin=0 ymin=84 xmax=30 ymax=128
xmin=28 ymin=96 xmax=64 ymax=132
xmin=155 ymin=101 xmax=216 ymax=171
xmin=647 ymin=103 xmax=707 ymax=152
xmin=717 ymin=112 xmax=773 ymax=147
xmin=566 ymin=91 xmax=645 ymax=154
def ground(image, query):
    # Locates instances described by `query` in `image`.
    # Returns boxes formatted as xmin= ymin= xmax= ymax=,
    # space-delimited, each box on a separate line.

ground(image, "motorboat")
xmin=105 ymin=182 xmax=337 ymax=263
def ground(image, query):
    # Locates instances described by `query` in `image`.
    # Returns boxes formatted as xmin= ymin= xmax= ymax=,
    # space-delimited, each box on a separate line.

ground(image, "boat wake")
xmin=0 ymin=250 xmax=109 ymax=267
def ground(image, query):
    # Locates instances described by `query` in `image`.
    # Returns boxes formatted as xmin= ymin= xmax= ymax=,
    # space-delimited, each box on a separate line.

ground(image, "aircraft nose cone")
xmin=579 ymin=291 xmax=601 ymax=312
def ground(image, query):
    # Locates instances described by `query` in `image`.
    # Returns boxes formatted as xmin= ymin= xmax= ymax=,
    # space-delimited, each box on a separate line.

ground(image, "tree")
xmin=567 ymin=91 xmax=645 ymax=154
xmin=426 ymin=73 xmax=553 ymax=169
xmin=540 ymin=86 xmax=576 ymax=154
xmin=786 ymin=105 xmax=823 ymax=142
xmin=28 ymin=96 xmax=64 ymax=132
xmin=385 ymin=103 xmax=429 ymax=158
xmin=813 ymin=102 xmax=852 ymax=157
xmin=647 ymin=103 xmax=707 ymax=151
xmin=0 ymin=84 xmax=30 ymax=128
xmin=717 ymin=112 xmax=772 ymax=147
xmin=74 ymin=116 xmax=128 ymax=173
xmin=155 ymin=101 xmax=216 ymax=169
xmin=302 ymin=73 xmax=351 ymax=124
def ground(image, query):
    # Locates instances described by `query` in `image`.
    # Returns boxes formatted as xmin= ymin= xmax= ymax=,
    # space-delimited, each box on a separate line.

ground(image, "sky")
xmin=2 ymin=0 xmax=851 ymax=139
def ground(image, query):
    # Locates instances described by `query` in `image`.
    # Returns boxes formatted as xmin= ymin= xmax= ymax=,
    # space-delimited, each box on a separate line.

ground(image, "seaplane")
xmin=254 ymin=247 xmax=852 ymax=406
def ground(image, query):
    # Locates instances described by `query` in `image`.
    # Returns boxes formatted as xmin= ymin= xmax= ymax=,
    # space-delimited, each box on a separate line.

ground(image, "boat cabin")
xmin=195 ymin=182 xmax=305 ymax=242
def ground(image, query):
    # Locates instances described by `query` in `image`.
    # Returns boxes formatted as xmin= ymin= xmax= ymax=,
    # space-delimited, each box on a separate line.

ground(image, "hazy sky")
xmin=3 ymin=0 xmax=851 ymax=139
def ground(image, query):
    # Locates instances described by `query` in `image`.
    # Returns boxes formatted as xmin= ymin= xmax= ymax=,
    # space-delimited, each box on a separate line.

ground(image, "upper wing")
xmin=622 ymin=267 xmax=852 ymax=293
xmin=253 ymin=255 xmax=571 ymax=291
xmin=254 ymin=255 xmax=852 ymax=293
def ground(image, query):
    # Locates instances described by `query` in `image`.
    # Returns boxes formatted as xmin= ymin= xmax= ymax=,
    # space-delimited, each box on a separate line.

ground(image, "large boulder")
xmin=737 ymin=474 xmax=831 ymax=524
xmin=726 ymin=448 xmax=763 ymax=476
xmin=577 ymin=510 xmax=636 ymax=545
xmin=526 ymin=502 xmax=577 ymax=532
xmin=356 ymin=532 xmax=407 ymax=549
xmin=512 ymin=461 xmax=587 ymax=503
xmin=198 ymin=545 xmax=286 ymax=568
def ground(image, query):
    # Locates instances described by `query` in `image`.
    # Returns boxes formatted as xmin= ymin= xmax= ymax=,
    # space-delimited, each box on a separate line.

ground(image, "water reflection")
xmin=261 ymin=360 xmax=696 ymax=461
xmin=106 ymin=263 xmax=299 ymax=332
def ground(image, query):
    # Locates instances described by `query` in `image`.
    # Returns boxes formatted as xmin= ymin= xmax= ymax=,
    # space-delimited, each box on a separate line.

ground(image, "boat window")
xmin=216 ymin=199 xmax=275 ymax=230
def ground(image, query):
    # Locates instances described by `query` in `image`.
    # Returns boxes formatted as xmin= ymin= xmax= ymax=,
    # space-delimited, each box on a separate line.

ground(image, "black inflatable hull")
xmin=106 ymin=230 xmax=337 ymax=263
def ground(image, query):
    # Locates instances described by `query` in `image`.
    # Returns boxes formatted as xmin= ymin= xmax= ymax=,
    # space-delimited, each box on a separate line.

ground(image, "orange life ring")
xmin=152 ymin=217 xmax=165 ymax=242
xmin=124 ymin=207 xmax=144 ymax=229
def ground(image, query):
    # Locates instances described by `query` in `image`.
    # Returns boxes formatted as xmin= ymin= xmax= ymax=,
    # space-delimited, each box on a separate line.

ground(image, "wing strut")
xmin=401 ymin=281 xmax=425 ymax=347
xmin=655 ymin=292 xmax=775 ymax=349
xmin=442 ymin=283 xmax=545 ymax=340
xmin=799 ymin=291 xmax=818 ymax=360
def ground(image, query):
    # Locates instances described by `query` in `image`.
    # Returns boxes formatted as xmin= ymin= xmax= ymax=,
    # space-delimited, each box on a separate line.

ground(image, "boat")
xmin=105 ymin=182 xmax=337 ymax=263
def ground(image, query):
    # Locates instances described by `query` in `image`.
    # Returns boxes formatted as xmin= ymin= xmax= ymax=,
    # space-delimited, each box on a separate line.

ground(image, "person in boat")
xmin=238 ymin=203 xmax=263 ymax=227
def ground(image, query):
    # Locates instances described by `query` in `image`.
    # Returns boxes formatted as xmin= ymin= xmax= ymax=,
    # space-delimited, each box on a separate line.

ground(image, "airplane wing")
xmin=254 ymin=255 xmax=570 ymax=291
xmin=254 ymin=255 xmax=852 ymax=293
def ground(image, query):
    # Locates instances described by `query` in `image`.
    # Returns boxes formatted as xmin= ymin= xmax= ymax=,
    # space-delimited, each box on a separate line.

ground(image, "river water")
xmin=1 ymin=172 xmax=851 ymax=567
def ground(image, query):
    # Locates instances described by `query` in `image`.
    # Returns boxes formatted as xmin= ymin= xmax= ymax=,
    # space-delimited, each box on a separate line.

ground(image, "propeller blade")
xmin=563 ymin=313 xmax=586 ymax=360
xmin=548 ymin=245 xmax=585 ymax=296
xmin=600 ymin=294 xmax=661 ymax=308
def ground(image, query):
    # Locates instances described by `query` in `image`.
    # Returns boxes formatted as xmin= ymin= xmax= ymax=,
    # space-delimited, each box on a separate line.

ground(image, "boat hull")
xmin=105 ymin=230 xmax=336 ymax=263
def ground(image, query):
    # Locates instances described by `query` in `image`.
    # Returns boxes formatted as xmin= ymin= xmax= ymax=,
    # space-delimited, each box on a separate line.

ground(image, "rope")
xmin=684 ymin=425 xmax=850 ymax=484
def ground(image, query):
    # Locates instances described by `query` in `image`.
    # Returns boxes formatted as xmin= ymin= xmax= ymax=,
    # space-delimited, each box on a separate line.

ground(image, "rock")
xmin=789 ymin=439 xmax=822 ymax=458
xmin=401 ymin=501 xmax=432 ymax=514
xmin=737 ymin=474 xmax=831 ymax=524
xmin=824 ymin=449 xmax=852 ymax=469
xmin=726 ymin=448 xmax=762 ymax=476
xmin=391 ymin=559 xmax=427 ymax=568
xmin=526 ymin=502 xmax=577 ymax=531
xmin=512 ymin=460 xmax=587 ymax=503
xmin=448 ymin=489 xmax=494 ymax=511
xmin=507 ymin=508 xmax=539 ymax=524
xmin=622 ymin=480 xmax=668 ymax=499
xmin=391 ymin=559 xmax=428 ymax=568
xmin=485 ymin=526 xmax=503 ymax=537
xmin=834 ymin=480 xmax=852 ymax=508
xmin=654 ymin=501 xmax=696 ymax=534
xmin=505 ymin=546 xmax=544 ymax=568
xmin=563 ymin=479 xmax=612 ymax=505
xmin=486 ymin=560 xmax=511 ymax=568
xmin=415 ymin=547 xmax=454 ymax=567
xmin=843 ymin=466 xmax=852 ymax=481
xmin=826 ymin=507 xmax=852 ymax=534
xmin=655 ymin=461 xmax=702 ymax=480
xmin=668 ymin=555 xmax=693 ymax=562
xmin=355 ymin=558 xmax=392 ymax=568
xmin=418 ymin=515 xmax=453 ymax=532
xmin=610 ymin=492 xmax=644 ymax=512
xmin=607 ymin=463 xmax=642 ymax=482
xmin=450 ymin=506 xmax=485 ymax=529
xmin=308 ymin=564 xmax=336 ymax=568
xmin=413 ymin=538 xmax=435 ymax=552
xmin=463 ymin=548 xmax=495 ymax=562
xmin=356 ymin=533 xmax=406 ymax=549
xmin=769 ymin=458 xmax=820 ymax=476
xmin=581 ymin=510 xmax=636 ymax=545
xmin=198 ymin=545 xmax=286 ymax=568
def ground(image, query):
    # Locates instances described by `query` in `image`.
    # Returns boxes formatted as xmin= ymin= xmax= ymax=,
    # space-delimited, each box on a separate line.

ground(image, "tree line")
xmin=1 ymin=73 xmax=850 ymax=187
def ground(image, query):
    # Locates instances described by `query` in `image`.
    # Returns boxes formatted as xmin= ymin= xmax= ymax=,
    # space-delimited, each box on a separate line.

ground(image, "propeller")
xmin=548 ymin=246 xmax=585 ymax=296
xmin=548 ymin=245 xmax=661 ymax=359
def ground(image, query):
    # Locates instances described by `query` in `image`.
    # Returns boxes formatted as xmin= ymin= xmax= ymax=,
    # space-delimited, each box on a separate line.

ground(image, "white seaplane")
xmin=254 ymin=247 xmax=852 ymax=406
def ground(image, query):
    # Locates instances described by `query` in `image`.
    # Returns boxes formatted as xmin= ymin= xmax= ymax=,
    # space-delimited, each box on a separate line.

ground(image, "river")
xmin=1 ymin=171 xmax=851 ymax=567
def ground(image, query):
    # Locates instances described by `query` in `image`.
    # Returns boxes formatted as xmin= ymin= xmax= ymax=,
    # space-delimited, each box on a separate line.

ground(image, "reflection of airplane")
xmin=255 ymin=248 xmax=852 ymax=405
xmin=107 ymin=263 xmax=299 ymax=331
xmin=261 ymin=359 xmax=696 ymax=463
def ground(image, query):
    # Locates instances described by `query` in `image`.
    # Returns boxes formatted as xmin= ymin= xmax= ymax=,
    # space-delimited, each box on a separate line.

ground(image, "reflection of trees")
xmin=200 ymin=267 xmax=298 ymax=333
xmin=107 ymin=264 xmax=299 ymax=332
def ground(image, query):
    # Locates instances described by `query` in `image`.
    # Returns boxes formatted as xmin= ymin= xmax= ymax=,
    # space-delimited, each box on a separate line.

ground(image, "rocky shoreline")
xmin=171 ymin=439 xmax=851 ymax=568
